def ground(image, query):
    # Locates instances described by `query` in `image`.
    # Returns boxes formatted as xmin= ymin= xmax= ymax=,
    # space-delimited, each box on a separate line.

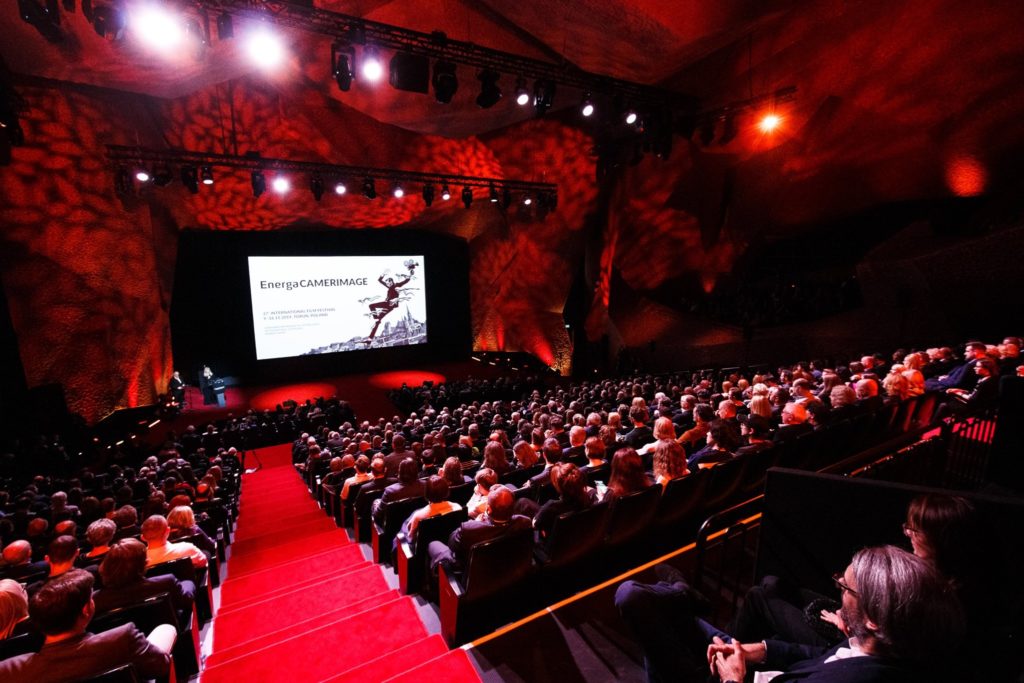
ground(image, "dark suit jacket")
xmin=447 ymin=515 xmax=532 ymax=572
xmin=773 ymin=422 xmax=813 ymax=444
xmin=354 ymin=476 xmax=394 ymax=522
xmin=383 ymin=450 xmax=416 ymax=478
xmin=766 ymin=639 xmax=924 ymax=682
xmin=562 ymin=445 xmax=587 ymax=466
xmin=0 ymin=623 xmax=170 ymax=682
xmin=94 ymin=574 xmax=196 ymax=616
xmin=374 ymin=480 xmax=426 ymax=525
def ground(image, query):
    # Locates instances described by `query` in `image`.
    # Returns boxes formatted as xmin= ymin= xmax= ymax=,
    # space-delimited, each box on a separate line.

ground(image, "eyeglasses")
xmin=832 ymin=572 xmax=859 ymax=597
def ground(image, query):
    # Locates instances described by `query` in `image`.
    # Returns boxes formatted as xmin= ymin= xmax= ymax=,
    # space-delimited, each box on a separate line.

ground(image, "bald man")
xmin=1 ymin=540 xmax=49 ymax=581
xmin=427 ymin=486 xmax=531 ymax=577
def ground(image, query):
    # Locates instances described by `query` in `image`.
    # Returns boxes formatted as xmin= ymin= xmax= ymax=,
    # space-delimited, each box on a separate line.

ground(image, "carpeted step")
xmin=219 ymin=544 xmax=366 ymax=607
xmin=219 ymin=560 xmax=373 ymax=614
xmin=319 ymin=635 xmax=448 ymax=683
xmin=213 ymin=564 xmax=388 ymax=650
xmin=229 ymin=518 xmax=338 ymax=554
xmin=211 ymin=589 xmax=401 ymax=665
xmin=226 ymin=531 xmax=351 ymax=578
xmin=382 ymin=649 xmax=482 ymax=683
xmin=233 ymin=509 xmax=333 ymax=542
xmin=202 ymin=596 xmax=428 ymax=683
xmin=236 ymin=499 xmax=318 ymax=524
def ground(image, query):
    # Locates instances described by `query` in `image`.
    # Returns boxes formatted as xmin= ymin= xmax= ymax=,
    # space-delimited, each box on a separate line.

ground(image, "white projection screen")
xmin=247 ymin=255 xmax=427 ymax=360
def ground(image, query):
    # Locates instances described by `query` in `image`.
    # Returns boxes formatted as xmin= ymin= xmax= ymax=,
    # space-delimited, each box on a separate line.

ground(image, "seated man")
xmin=0 ymin=540 xmax=48 ymax=580
xmin=371 ymin=458 xmax=425 ymax=527
xmin=615 ymin=545 xmax=964 ymax=683
xmin=0 ymin=569 xmax=175 ymax=682
xmin=397 ymin=475 xmax=463 ymax=551
xmin=94 ymin=539 xmax=195 ymax=618
xmin=141 ymin=515 xmax=208 ymax=569
xmin=341 ymin=455 xmax=373 ymax=502
xmin=428 ymin=486 xmax=531 ymax=578
xmin=28 ymin=535 xmax=88 ymax=596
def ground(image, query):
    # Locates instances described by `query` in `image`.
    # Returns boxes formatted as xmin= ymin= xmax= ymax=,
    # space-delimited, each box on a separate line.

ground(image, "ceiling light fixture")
xmin=759 ymin=113 xmax=781 ymax=133
xmin=332 ymin=42 xmax=354 ymax=92
xmin=422 ymin=183 xmax=435 ymax=206
xmin=432 ymin=60 xmax=458 ymax=104
xmin=580 ymin=93 xmax=595 ymax=117
xmin=440 ymin=182 xmax=451 ymax=201
xmin=461 ymin=185 xmax=472 ymax=208
xmin=251 ymin=170 xmax=266 ymax=198
xmin=246 ymin=28 xmax=285 ymax=69
xmin=310 ymin=173 xmax=324 ymax=201
xmin=514 ymin=77 xmax=530 ymax=106
xmin=476 ymin=70 xmax=501 ymax=109
xmin=361 ymin=46 xmax=383 ymax=82
xmin=200 ymin=165 xmax=213 ymax=185
xmin=334 ymin=181 xmax=347 ymax=195
xmin=272 ymin=175 xmax=290 ymax=194
xmin=362 ymin=176 xmax=376 ymax=199
xmin=180 ymin=166 xmax=199 ymax=194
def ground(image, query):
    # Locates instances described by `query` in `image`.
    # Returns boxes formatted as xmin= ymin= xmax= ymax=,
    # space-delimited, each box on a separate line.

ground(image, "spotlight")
xmin=432 ymin=61 xmax=458 ymax=104
xmin=135 ymin=169 xmax=151 ymax=182
xmin=523 ymin=194 xmax=533 ymax=206
xmin=759 ymin=113 xmax=781 ymax=133
xmin=625 ymin=110 xmax=638 ymax=125
xmin=461 ymin=186 xmax=473 ymax=208
xmin=501 ymin=186 xmax=512 ymax=210
xmin=331 ymin=43 xmax=354 ymax=92
xmin=334 ymin=181 xmax=347 ymax=195
xmin=310 ymin=173 xmax=324 ymax=201
xmin=514 ymin=77 xmax=530 ymax=106
xmin=580 ymin=93 xmax=594 ymax=118
xmin=489 ymin=183 xmax=499 ymax=203
xmin=272 ymin=175 xmax=290 ymax=194
xmin=130 ymin=4 xmax=182 ymax=53
xmin=251 ymin=170 xmax=266 ymax=198
xmin=216 ymin=12 xmax=233 ymax=40
xmin=393 ymin=184 xmax=404 ymax=198
xmin=362 ymin=176 xmax=376 ymax=199
xmin=533 ymin=79 xmax=555 ymax=117
xmin=91 ymin=5 xmax=126 ymax=40
xmin=440 ymin=182 xmax=451 ymax=201
xmin=180 ymin=165 xmax=199 ymax=194
xmin=246 ymin=28 xmax=285 ymax=69
xmin=18 ymin=0 xmax=63 ymax=43
xmin=152 ymin=167 xmax=174 ymax=187
xmin=476 ymin=70 xmax=501 ymax=109
xmin=361 ymin=46 xmax=383 ymax=82
xmin=422 ymin=183 xmax=435 ymax=206
xmin=114 ymin=166 xmax=132 ymax=194
xmin=389 ymin=52 xmax=430 ymax=93
xmin=200 ymin=165 xmax=213 ymax=185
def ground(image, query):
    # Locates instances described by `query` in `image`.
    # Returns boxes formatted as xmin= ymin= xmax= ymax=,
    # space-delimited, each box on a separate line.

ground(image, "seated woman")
xmin=441 ymin=456 xmax=472 ymax=487
xmin=465 ymin=468 xmax=498 ymax=519
xmin=0 ymin=579 xmax=30 ymax=640
xmin=94 ymin=539 xmax=195 ymax=620
xmin=481 ymin=441 xmax=512 ymax=478
xmin=652 ymin=440 xmax=689 ymax=489
xmin=533 ymin=463 xmax=597 ymax=541
xmin=167 ymin=505 xmax=217 ymax=557
xmin=79 ymin=518 xmax=117 ymax=566
xmin=600 ymin=448 xmax=652 ymax=504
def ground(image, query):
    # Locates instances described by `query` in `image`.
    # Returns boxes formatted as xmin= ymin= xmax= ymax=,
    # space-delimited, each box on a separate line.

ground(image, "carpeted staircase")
xmin=202 ymin=444 xmax=480 ymax=682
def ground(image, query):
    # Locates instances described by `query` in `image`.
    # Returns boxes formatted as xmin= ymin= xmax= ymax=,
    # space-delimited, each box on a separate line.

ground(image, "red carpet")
xmin=206 ymin=442 xmax=481 ymax=682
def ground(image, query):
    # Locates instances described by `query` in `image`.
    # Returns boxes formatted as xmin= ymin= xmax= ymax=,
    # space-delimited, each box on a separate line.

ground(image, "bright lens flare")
xmin=247 ymin=30 xmax=285 ymax=69
xmin=131 ymin=5 xmax=183 ymax=53
xmin=758 ymin=114 xmax=781 ymax=133
xmin=362 ymin=52 xmax=384 ymax=82
xmin=272 ymin=176 xmax=290 ymax=194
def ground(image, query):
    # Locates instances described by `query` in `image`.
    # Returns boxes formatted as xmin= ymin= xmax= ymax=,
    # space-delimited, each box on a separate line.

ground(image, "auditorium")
xmin=1 ymin=0 xmax=1023 ymax=681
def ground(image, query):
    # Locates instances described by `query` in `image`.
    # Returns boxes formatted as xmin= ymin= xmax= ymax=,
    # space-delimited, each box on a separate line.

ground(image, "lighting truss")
xmin=106 ymin=144 xmax=558 ymax=203
xmin=181 ymin=0 xmax=695 ymax=113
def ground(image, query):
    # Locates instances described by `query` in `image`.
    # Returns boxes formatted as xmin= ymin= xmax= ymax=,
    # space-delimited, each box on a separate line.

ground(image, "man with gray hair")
xmin=616 ymin=545 xmax=964 ymax=682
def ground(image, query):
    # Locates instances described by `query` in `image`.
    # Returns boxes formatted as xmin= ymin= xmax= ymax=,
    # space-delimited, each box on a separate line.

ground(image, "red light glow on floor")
xmin=367 ymin=370 xmax=446 ymax=390
xmin=250 ymin=382 xmax=338 ymax=410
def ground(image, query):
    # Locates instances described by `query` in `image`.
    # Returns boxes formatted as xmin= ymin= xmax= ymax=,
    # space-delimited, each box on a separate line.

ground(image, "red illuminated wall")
xmin=0 ymin=79 xmax=596 ymax=421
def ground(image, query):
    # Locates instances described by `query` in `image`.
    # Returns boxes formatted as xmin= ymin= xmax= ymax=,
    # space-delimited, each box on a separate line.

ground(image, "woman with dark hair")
xmin=652 ymin=440 xmax=689 ymax=489
xmin=687 ymin=421 xmax=740 ymax=470
xmin=94 ymin=539 xmax=195 ymax=618
xmin=533 ymin=463 xmax=596 ymax=540
xmin=441 ymin=456 xmax=471 ymax=487
xmin=602 ymin=448 xmax=652 ymax=503
xmin=481 ymin=441 xmax=511 ymax=478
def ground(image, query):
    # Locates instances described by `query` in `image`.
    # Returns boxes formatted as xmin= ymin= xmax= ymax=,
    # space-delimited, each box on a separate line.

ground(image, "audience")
xmin=141 ymin=515 xmax=208 ymax=569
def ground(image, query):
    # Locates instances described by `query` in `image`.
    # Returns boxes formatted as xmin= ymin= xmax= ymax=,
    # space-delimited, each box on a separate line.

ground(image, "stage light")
xmin=135 ymin=169 xmax=151 ymax=182
xmin=533 ymin=79 xmax=555 ymax=117
xmin=272 ymin=175 xmax=290 ymax=194
xmin=18 ymin=0 xmax=63 ymax=43
xmin=514 ymin=77 xmax=530 ymax=106
xmin=476 ymin=70 xmax=501 ymax=109
xmin=393 ymin=184 xmax=404 ymax=198
xmin=200 ymin=165 xmax=213 ymax=185
xmin=180 ymin=165 xmax=199 ymax=194
xmin=216 ymin=12 xmax=233 ymax=40
xmin=440 ymin=182 xmax=451 ymax=201
xmin=580 ymin=93 xmax=594 ymax=118
xmin=432 ymin=61 xmax=458 ymax=104
xmin=152 ymin=167 xmax=174 ymax=186
xmin=523 ymin=195 xmax=532 ymax=206
xmin=251 ymin=170 xmax=266 ymax=198
xmin=361 ymin=46 xmax=383 ymax=82
xmin=334 ymin=181 xmax=347 ymax=195
xmin=246 ymin=28 xmax=285 ymax=69
xmin=625 ymin=110 xmax=638 ymax=125
xmin=114 ymin=166 xmax=132 ymax=194
xmin=129 ymin=4 xmax=183 ymax=53
xmin=501 ymin=186 xmax=512 ymax=209
xmin=91 ymin=5 xmax=126 ymax=40
xmin=332 ymin=43 xmax=354 ymax=92
xmin=310 ymin=173 xmax=324 ymax=201
xmin=461 ymin=185 xmax=472 ymax=208
xmin=422 ymin=183 xmax=435 ymax=206
xmin=489 ymin=183 xmax=499 ymax=203
xmin=362 ymin=176 xmax=376 ymax=199
xmin=389 ymin=52 xmax=430 ymax=93
xmin=759 ymin=113 xmax=781 ymax=133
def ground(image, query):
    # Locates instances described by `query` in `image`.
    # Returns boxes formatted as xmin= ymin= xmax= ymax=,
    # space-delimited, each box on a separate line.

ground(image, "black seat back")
xmin=0 ymin=627 xmax=44 ymax=661
xmin=448 ymin=482 xmax=475 ymax=507
xmin=605 ymin=485 xmax=661 ymax=547
xmin=85 ymin=664 xmax=140 ymax=683
xmin=701 ymin=456 xmax=747 ymax=511
xmin=377 ymin=497 xmax=427 ymax=559
xmin=354 ymin=488 xmax=385 ymax=542
xmin=463 ymin=529 xmax=535 ymax=600
xmin=543 ymin=503 xmax=610 ymax=569
xmin=90 ymin=591 xmax=179 ymax=633
xmin=146 ymin=557 xmax=195 ymax=583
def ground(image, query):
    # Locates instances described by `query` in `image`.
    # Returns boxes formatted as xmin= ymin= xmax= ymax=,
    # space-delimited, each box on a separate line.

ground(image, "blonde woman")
xmin=0 ymin=579 xmax=29 ymax=640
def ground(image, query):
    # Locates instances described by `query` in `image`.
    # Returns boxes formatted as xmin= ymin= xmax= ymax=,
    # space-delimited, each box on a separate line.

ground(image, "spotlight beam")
xmin=105 ymin=144 xmax=557 ymax=201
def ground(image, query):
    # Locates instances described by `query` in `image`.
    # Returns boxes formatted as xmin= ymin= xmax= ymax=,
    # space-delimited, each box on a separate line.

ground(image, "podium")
xmin=212 ymin=378 xmax=227 ymax=407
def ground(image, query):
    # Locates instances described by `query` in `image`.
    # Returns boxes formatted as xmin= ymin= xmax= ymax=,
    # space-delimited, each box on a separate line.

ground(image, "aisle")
xmin=201 ymin=444 xmax=480 ymax=683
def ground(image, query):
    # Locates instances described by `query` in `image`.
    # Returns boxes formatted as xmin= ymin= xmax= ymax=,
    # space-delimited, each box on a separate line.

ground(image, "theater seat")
xmin=396 ymin=508 xmax=468 ymax=595
xmin=89 ymin=592 xmax=191 ymax=680
xmin=372 ymin=497 xmax=426 ymax=565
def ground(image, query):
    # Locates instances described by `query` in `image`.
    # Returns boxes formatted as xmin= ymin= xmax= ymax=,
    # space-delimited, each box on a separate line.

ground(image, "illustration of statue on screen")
xmin=364 ymin=259 xmax=419 ymax=343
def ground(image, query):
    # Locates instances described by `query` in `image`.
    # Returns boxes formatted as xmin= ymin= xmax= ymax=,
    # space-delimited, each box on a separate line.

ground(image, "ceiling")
xmin=4 ymin=0 xmax=1024 ymax=227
